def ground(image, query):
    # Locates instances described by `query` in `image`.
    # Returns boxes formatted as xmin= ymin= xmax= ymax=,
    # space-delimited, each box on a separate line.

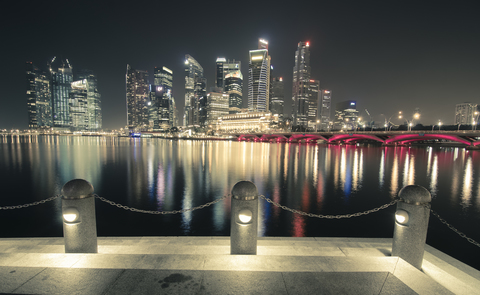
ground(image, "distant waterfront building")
xmin=26 ymin=61 xmax=52 ymax=129
xmin=206 ymin=92 xmax=229 ymax=125
xmin=334 ymin=100 xmax=359 ymax=130
xmin=184 ymin=54 xmax=206 ymax=126
xmin=248 ymin=39 xmax=271 ymax=113
xmin=455 ymin=103 xmax=479 ymax=125
xmin=307 ymin=79 xmax=320 ymax=130
xmin=269 ymin=77 xmax=284 ymax=120
xmin=126 ymin=64 xmax=149 ymax=131
xmin=292 ymin=41 xmax=311 ymax=127
xmin=77 ymin=69 xmax=102 ymax=131
xmin=49 ymin=57 xmax=73 ymax=130
xmin=217 ymin=111 xmax=274 ymax=132
xmin=319 ymin=90 xmax=332 ymax=130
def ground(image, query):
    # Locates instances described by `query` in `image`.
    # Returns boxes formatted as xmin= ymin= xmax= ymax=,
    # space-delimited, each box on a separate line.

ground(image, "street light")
xmin=316 ymin=119 xmax=320 ymax=132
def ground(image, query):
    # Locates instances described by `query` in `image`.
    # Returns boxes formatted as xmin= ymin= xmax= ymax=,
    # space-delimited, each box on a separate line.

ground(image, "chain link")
xmin=0 ymin=195 xmax=60 ymax=210
xmin=94 ymin=194 xmax=229 ymax=214
xmin=260 ymin=195 xmax=398 ymax=219
xmin=430 ymin=209 xmax=480 ymax=248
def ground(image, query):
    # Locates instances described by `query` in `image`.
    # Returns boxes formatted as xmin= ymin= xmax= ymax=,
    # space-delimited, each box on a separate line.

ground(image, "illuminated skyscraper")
xmin=184 ymin=54 xmax=206 ymax=126
xmin=455 ymin=103 xmax=479 ymax=125
xmin=49 ymin=57 xmax=73 ymax=129
xmin=77 ymin=69 xmax=102 ymax=131
xmin=307 ymin=79 xmax=320 ymax=129
xmin=216 ymin=58 xmax=243 ymax=114
xmin=126 ymin=64 xmax=149 ymax=131
xmin=270 ymin=77 xmax=284 ymax=119
xmin=292 ymin=41 xmax=311 ymax=127
xmin=70 ymin=79 xmax=88 ymax=131
xmin=206 ymin=92 xmax=229 ymax=125
xmin=150 ymin=66 xmax=174 ymax=130
xmin=26 ymin=61 xmax=51 ymax=129
xmin=335 ymin=100 xmax=359 ymax=130
xmin=248 ymin=39 xmax=271 ymax=113
xmin=319 ymin=90 xmax=332 ymax=130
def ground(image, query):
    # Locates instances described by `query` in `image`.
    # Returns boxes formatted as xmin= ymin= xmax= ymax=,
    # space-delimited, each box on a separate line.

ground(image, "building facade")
xmin=77 ymin=69 xmax=102 ymax=131
xmin=26 ymin=61 xmax=52 ymax=129
xmin=248 ymin=39 xmax=271 ymax=113
xmin=269 ymin=77 xmax=284 ymax=120
xmin=206 ymin=92 xmax=229 ymax=125
xmin=292 ymin=41 xmax=311 ymax=127
xmin=334 ymin=100 xmax=359 ymax=130
xmin=217 ymin=112 xmax=274 ymax=132
xmin=150 ymin=66 xmax=173 ymax=130
xmin=216 ymin=58 xmax=243 ymax=114
xmin=126 ymin=64 xmax=149 ymax=131
xmin=50 ymin=57 xmax=73 ymax=130
xmin=455 ymin=103 xmax=479 ymax=125
xmin=184 ymin=54 xmax=206 ymax=126
xmin=319 ymin=90 xmax=332 ymax=131
xmin=307 ymin=79 xmax=320 ymax=130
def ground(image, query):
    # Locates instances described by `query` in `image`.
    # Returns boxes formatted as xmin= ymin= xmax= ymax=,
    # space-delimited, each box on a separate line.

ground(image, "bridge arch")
xmin=384 ymin=134 xmax=472 ymax=146
xmin=328 ymin=134 xmax=385 ymax=144
xmin=288 ymin=134 xmax=328 ymax=143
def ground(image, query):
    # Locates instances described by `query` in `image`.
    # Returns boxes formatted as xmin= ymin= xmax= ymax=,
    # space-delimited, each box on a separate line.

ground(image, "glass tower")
xmin=70 ymin=79 xmax=88 ymax=131
xmin=216 ymin=58 xmax=243 ymax=114
xmin=184 ymin=54 xmax=205 ymax=126
xmin=270 ymin=77 xmax=284 ymax=120
xmin=319 ymin=90 xmax=332 ymax=131
xmin=49 ymin=57 xmax=73 ymax=129
xmin=151 ymin=66 xmax=173 ymax=130
xmin=126 ymin=64 xmax=149 ymax=131
xmin=26 ymin=61 xmax=51 ymax=129
xmin=248 ymin=39 xmax=270 ymax=113
xmin=77 ymin=70 xmax=102 ymax=131
xmin=292 ymin=41 xmax=311 ymax=127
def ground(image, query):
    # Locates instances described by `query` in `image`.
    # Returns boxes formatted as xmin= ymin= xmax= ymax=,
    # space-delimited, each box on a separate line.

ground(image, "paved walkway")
xmin=0 ymin=237 xmax=478 ymax=294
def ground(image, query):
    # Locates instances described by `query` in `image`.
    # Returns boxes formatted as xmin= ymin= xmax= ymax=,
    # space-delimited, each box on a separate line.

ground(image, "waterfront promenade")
xmin=1 ymin=236 xmax=479 ymax=294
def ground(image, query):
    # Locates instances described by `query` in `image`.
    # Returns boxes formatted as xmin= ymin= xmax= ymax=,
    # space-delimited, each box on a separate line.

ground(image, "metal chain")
xmin=430 ymin=209 xmax=480 ymax=248
xmin=260 ymin=195 xmax=398 ymax=219
xmin=0 ymin=194 xmax=60 ymax=210
xmin=94 ymin=194 xmax=229 ymax=214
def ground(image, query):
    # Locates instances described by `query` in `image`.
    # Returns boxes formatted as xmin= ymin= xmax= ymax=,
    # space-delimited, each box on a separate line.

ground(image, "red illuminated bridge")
xmin=230 ymin=131 xmax=480 ymax=148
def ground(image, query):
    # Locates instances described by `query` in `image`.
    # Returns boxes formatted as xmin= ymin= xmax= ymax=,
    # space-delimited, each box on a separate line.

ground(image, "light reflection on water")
xmin=1 ymin=135 xmax=480 ymax=268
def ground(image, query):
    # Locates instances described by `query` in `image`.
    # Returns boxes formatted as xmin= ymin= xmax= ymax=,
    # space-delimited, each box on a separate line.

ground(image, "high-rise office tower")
xmin=26 ymin=61 xmax=52 ymax=129
xmin=70 ymin=79 xmax=88 ymax=131
xmin=150 ymin=66 xmax=173 ymax=130
xmin=126 ymin=64 xmax=149 ymax=131
xmin=184 ymin=54 xmax=206 ymax=126
xmin=216 ymin=58 xmax=243 ymax=114
xmin=319 ymin=90 xmax=332 ymax=130
xmin=270 ymin=77 xmax=284 ymax=120
xmin=248 ymin=39 xmax=271 ymax=113
xmin=292 ymin=41 xmax=311 ymax=127
xmin=77 ymin=69 xmax=102 ymax=131
xmin=49 ymin=57 xmax=73 ymax=129
xmin=307 ymin=79 xmax=320 ymax=129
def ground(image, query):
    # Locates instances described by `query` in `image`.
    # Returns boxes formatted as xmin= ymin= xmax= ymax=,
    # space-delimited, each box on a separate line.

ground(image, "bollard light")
xmin=63 ymin=207 xmax=80 ymax=223
xmin=395 ymin=209 xmax=409 ymax=225
xmin=238 ymin=209 xmax=253 ymax=224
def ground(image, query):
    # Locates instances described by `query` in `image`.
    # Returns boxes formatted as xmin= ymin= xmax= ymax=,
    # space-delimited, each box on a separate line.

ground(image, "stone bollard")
xmin=230 ymin=181 xmax=258 ymax=255
xmin=61 ymin=179 xmax=98 ymax=253
xmin=392 ymin=185 xmax=431 ymax=269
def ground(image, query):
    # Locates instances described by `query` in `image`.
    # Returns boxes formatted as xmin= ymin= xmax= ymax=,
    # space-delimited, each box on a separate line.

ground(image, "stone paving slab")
xmin=0 ymin=236 xmax=478 ymax=294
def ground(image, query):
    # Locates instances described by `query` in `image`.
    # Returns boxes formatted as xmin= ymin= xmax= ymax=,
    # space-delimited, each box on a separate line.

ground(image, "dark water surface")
xmin=1 ymin=135 xmax=479 ymax=269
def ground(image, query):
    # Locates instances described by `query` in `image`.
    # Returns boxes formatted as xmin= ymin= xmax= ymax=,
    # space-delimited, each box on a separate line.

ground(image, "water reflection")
xmin=1 ymin=136 xmax=479 ymax=240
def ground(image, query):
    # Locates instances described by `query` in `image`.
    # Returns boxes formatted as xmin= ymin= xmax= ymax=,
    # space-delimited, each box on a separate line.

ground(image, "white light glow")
xmin=63 ymin=207 xmax=80 ymax=223
xmin=238 ymin=209 xmax=253 ymax=223
xmin=395 ymin=210 xmax=409 ymax=225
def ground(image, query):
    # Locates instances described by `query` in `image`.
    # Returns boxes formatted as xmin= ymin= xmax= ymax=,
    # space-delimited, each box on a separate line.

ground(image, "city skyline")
xmin=1 ymin=1 xmax=479 ymax=129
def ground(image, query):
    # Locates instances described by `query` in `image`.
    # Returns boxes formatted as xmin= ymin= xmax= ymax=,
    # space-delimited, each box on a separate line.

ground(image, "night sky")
xmin=1 ymin=1 xmax=479 ymax=130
